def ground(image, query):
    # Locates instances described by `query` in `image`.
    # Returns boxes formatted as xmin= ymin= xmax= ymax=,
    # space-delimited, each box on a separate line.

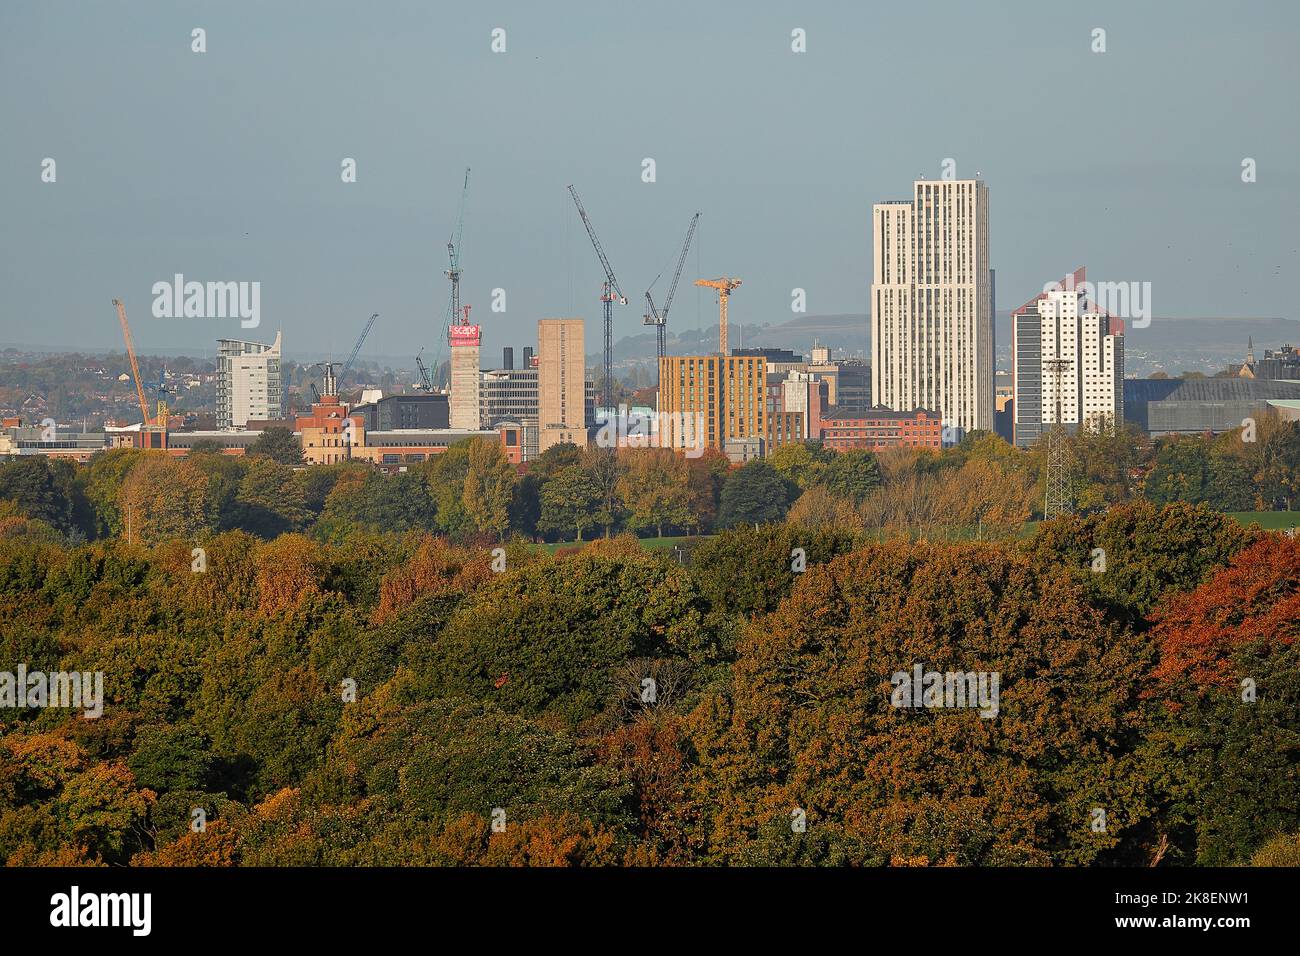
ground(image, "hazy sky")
xmin=2 ymin=0 xmax=1297 ymax=364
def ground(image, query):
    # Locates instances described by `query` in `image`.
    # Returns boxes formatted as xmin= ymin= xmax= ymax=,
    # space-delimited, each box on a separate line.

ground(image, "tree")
xmin=1144 ymin=437 xmax=1209 ymax=505
xmin=768 ymin=441 xmax=834 ymax=491
xmin=0 ymin=457 xmax=82 ymax=537
xmin=315 ymin=469 xmax=437 ymax=540
xmin=408 ymin=549 xmax=709 ymax=728
xmin=684 ymin=448 xmax=729 ymax=534
xmin=1025 ymin=500 xmax=1256 ymax=622
xmin=117 ymin=454 xmax=210 ymax=544
xmin=421 ymin=441 xmax=476 ymax=539
xmin=616 ymin=449 xmax=692 ymax=537
xmin=819 ymin=449 xmax=882 ymax=504
xmin=233 ymin=458 xmax=310 ymax=537
xmin=1248 ymin=413 xmax=1300 ymax=510
xmin=716 ymin=460 xmax=795 ymax=528
xmin=189 ymin=452 xmax=247 ymax=531
xmin=80 ymin=448 xmax=143 ymax=539
xmin=686 ymin=542 xmax=1161 ymax=865
xmin=247 ymin=427 xmax=304 ymax=465
xmin=462 ymin=439 xmax=516 ymax=539
xmin=582 ymin=448 xmax=625 ymax=538
xmin=538 ymin=465 xmax=600 ymax=541
xmin=786 ymin=485 xmax=863 ymax=529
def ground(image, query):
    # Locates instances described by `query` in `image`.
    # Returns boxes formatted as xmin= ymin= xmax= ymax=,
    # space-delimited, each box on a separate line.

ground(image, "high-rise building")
xmin=216 ymin=331 xmax=283 ymax=428
xmin=449 ymin=321 xmax=482 ymax=430
xmin=871 ymin=180 xmax=993 ymax=438
xmin=1012 ymin=269 xmax=1124 ymax=448
xmin=657 ymin=354 xmax=767 ymax=452
xmin=538 ymin=318 xmax=587 ymax=452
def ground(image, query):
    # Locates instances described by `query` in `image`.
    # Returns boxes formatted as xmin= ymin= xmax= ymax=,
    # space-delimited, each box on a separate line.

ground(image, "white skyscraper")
xmin=871 ymin=180 xmax=993 ymax=437
xmin=216 ymin=331 xmax=283 ymax=428
xmin=1012 ymin=268 xmax=1124 ymax=448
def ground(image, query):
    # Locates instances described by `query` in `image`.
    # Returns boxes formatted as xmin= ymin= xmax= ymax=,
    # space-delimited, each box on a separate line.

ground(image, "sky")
xmin=1 ymin=0 xmax=1297 ymax=366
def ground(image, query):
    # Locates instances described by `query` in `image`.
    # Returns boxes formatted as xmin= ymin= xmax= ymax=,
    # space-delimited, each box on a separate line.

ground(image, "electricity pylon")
xmin=1043 ymin=357 xmax=1074 ymax=519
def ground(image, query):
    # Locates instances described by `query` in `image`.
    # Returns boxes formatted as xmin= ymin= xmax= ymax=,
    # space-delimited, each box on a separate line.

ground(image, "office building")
xmin=351 ymin=393 xmax=449 ymax=432
xmin=871 ymin=180 xmax=993 ymax=437
xmin=820 ymin=408 xmax=944 ymax=451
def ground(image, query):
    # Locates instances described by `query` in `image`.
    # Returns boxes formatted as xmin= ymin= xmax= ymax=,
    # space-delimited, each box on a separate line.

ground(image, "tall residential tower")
xmin=216 ymin=331 xmax=283 ymax=428
xmin=1012 ymin=268 xmax=1124 ymax=448
xmin=870 ymin=180 xmax=993 ymax=437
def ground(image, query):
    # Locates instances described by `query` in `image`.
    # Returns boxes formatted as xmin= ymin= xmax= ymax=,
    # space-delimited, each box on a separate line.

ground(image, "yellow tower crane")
xmin=694 ymin=277 xmax=742 ymax=355
xmin=113 ymin=298 xmax=152 ymax=426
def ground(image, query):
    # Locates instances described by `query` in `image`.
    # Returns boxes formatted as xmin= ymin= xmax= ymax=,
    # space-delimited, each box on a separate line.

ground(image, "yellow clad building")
xmin=657 ymin=354 xmax=766 ymax=453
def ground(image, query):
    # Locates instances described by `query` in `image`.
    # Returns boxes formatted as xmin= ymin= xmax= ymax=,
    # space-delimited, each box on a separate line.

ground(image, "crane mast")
xmin=567 ymin=184 xmax=627 ymax=412
xmin=446 ymin=168 xmax=470 ymax=326
xmin=644 ymin=212 xmax=700 ymax=364
xmin=694 ymin=277 xmax=742 ymax=356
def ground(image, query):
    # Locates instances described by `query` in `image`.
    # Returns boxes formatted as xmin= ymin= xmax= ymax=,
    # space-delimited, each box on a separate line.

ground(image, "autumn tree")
xmin=462 ymin=439 xmax=516 ymax=539
xmin=616 ymin=448 xmax=692 ymax=537
xmin=687 ymin=542 xmax=1161 ymax=866
xmin=117 ymin=453 xmax=209 ymax=544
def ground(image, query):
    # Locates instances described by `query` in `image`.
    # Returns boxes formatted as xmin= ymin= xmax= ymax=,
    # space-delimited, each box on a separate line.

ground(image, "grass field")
xmin=531 ymin=534 xmax=710 ymax=555
xmin=1230 ymin=511 xmax=1300 ymax=530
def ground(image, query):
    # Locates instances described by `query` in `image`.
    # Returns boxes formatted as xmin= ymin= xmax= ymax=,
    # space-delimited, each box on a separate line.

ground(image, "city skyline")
xmin=2 ymin=0 xmax=1298 ymax=363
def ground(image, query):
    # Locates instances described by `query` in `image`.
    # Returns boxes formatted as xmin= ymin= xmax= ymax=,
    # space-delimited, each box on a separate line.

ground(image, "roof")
xmin=822 ymin=406 xmax=942 ymax=421
xmin=1125 ymin=378 xmax=1300 ymax=404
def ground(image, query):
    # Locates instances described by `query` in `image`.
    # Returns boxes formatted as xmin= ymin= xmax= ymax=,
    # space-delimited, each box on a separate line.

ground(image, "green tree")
xmin=819 ymin=449 xmax=882 ymax=504
xmin=538 ymin=465 xmax=601 ymax=541
xmin=0 ymin=457 xmax=84 ymax=537
xmin=462 ymin=439 xmax=516 ymax=539
xmin=234 ymin=458 xmax=310 ymax=537
xmin=247 ymin=427 xmax=304 ymax=465
xmin=717 ymin=460 xmax=795 ymax=528
xmin=768 ymin=441 xmax=834 ymax=491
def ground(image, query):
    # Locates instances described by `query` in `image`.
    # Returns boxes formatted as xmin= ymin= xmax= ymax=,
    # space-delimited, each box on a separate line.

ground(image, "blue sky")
xmin=1 ymin=0 xmax=1297 ymax=363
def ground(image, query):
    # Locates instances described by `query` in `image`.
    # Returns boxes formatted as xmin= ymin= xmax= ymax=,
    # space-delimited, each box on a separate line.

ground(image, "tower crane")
xmin=343 ymin=312 xmax=379 ymax=374
xmin=695 ymin=277 xmax=742 ymax=356
xmin=112 ymin=299 xmax=152 ymax=426
xmin=567 ymin=184 xmax=628 ymax=410
xmin=415 ymin=349 xmax=434 ymax=391
xmin=644 ymin=212 xmax=700 ymax=365
xmin=446 ymin=168 xmax=470 ymax=325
